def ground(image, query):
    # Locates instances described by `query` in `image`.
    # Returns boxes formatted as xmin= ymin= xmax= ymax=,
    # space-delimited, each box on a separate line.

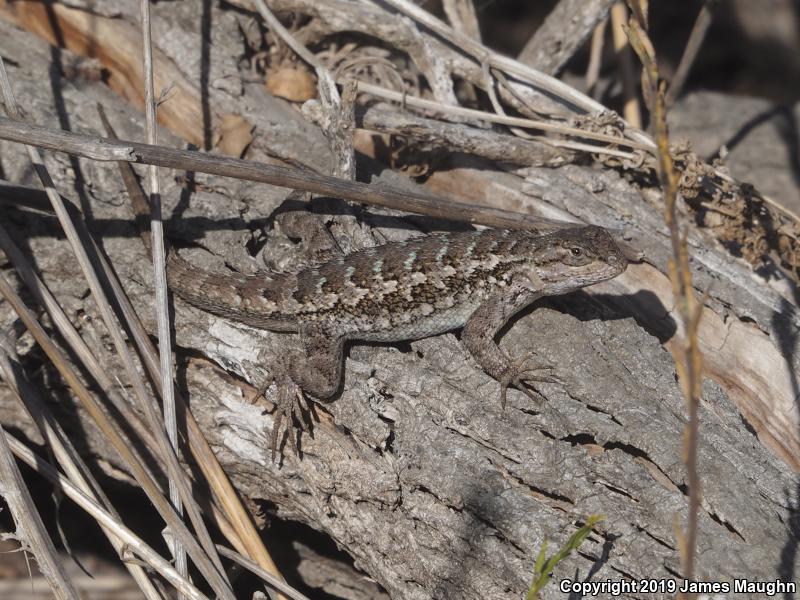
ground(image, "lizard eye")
xmin=570 ymin=247 xmax=583 ymax=256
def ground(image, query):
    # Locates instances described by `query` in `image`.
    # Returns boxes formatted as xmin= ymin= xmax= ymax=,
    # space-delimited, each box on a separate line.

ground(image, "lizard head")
xmin=530 ymin=225 xmax=628 ymax=294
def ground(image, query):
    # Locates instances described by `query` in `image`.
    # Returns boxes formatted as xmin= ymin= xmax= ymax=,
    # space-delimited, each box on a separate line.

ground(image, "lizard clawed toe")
xmin=250 ymin=375 xmax=275 ymax=406
xmin=498 ymin=353 xmax=562 ymax=408
xmin=270 ymin=376 xmax=312 ymax=461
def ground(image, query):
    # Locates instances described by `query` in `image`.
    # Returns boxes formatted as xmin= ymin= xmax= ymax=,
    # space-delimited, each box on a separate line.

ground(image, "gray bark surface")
xmin=0 ymin=4 xmax=798 ymax=600
xmin=516 ymin=0 xmax=616 ymax=76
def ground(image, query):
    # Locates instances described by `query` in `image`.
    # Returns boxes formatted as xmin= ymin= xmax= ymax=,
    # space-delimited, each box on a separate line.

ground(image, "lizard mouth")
xmin=581 ymin=254 xmax=628 ymax=283
xmin=606 ymin=253 xmax=628 ymax=272
xmin=539 ymin=261 xmax=626 ymax=295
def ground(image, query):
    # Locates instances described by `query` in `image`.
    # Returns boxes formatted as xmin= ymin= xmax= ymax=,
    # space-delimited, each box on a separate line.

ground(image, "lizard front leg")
xmin=275 ymin=207 xmax=343 ymax=263
xmin=271 ymin=323 xmax=345 ymax=457
xmin=462 ymin=287 xmax=558 ymax=407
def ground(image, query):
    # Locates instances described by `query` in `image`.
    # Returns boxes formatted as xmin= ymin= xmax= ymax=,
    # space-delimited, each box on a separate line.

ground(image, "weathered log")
xmin=0 ymin=3 xmax=798 ymax=599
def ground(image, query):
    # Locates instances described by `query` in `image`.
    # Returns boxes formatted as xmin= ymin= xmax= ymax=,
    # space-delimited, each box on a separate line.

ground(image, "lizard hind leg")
xmin=270 ymin=326 xmax=346 ymax=460
xmin=270 ymin=352 xmax=315 ymax=461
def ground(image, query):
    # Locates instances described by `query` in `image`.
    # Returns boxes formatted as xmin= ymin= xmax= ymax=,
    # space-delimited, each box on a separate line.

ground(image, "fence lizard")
xmin=166 ymin=224 xmax=628 ymax=455
xmin=99 ymin=108 xmax=628 ymax=456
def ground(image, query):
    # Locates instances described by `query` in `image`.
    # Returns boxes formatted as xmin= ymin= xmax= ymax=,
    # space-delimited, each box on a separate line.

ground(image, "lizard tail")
xmin=99 ymin=103 xmax=298 ymax=332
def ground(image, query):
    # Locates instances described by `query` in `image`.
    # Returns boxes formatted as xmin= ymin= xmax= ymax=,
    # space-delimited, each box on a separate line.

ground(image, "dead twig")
xmin=625 ymin=4 xmax=703 ymax=591
xmin=0 ymin=115 xmax=571 ymax=230
xmin=666 ymin=1 xmax=717 ymax=106
xmin=138 ymin=0 xmax=188 ymax=587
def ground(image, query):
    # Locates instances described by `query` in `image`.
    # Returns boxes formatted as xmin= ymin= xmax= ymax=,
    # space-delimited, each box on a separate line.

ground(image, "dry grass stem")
xmin=0 ymin=57 xmax=234 ymax=600
xmin=625 ymin=3 xmax=703 ymax=590
xmin=138 ymin=0 xmax=187 ymax=586
xmin=0 ymin=332 xmax=164 ymax=600
xmin=5 ymin=432 xmax=211 ymax=600
xmin=610 ymin=2 xmax=641 ymax=128
xmin=355 ymin=81 xmax=652 ymax=152
xmin=0 ymin=418 xmax=80 ymax=600
xmin=0 ymin=176 xmax=286 ymax=593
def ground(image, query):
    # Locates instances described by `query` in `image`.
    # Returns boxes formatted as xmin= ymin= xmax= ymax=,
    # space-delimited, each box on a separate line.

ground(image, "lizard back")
xmin=168 ymin=226 xmax=626 ymax=342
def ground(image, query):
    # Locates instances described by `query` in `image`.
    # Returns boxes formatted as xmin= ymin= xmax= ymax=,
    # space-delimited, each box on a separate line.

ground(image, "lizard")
xmin=97 ymin=109 xmax=629 ymax=456
xmin=165 ymin=222 xmax=629 ymax=456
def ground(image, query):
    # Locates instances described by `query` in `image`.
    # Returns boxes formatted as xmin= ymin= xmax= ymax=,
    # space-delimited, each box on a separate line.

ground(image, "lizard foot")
xmin=499 ymin=353 xmax=562 ymax=409
xmin=270 ymin=376 xmax=313 ymax=461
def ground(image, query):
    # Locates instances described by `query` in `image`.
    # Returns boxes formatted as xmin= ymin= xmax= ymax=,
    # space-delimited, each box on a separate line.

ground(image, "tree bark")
xmin=0 ymin=3 xmax=798 ymax=600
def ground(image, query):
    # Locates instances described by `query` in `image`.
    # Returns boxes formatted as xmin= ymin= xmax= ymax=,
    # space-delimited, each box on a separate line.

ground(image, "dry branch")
xmin=517 ymin=0 xmax=616 ymax=75
xmin=625 ymin=5 xmax=703 ymax=584
xmin=0 ymin=115 xmax=570 ymax=231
